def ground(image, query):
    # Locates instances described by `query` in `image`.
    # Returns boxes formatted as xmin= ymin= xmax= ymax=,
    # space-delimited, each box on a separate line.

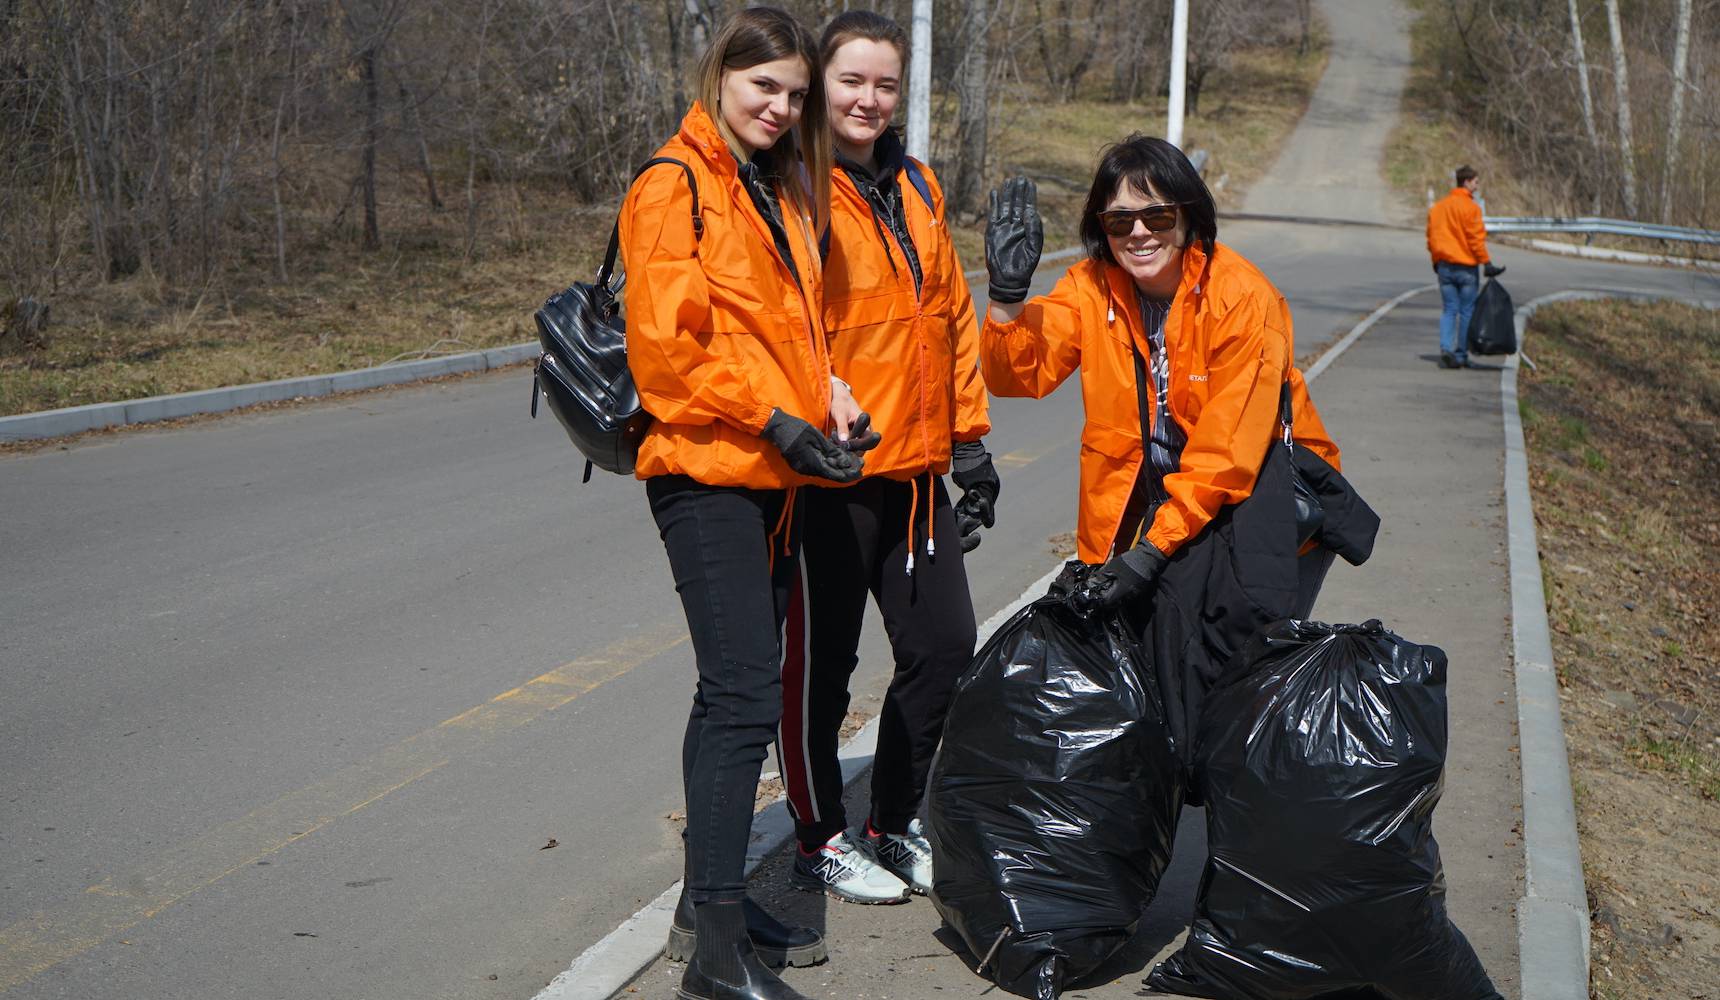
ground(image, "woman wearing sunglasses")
xmin=979 ymin=134 xmax=1342 ymax=621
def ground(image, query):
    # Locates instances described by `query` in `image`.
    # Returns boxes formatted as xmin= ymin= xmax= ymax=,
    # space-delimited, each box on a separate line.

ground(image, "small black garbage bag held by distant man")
xmin=928 ymin=597 xmax=1183 ymax=1000
xmin=1146 ymin=619 xmax=1504 ymax=1000
xmin=1466 ymin=273 xmax=1516 ymax=355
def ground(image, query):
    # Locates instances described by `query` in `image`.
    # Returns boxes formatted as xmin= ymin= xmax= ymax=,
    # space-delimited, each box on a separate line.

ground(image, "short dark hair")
xmin=1455 ymin=165 xmax=1478 ymax=185
xmin=1080 ymin=134 xmax=1217 ymax=265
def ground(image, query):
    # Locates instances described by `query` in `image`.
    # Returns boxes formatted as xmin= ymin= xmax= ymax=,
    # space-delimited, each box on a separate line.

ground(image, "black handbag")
xmin=531 ymin=157 xmax=703 ymax=481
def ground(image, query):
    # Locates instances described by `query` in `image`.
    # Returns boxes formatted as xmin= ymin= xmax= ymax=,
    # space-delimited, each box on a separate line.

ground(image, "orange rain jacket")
xmin=823 ymin=156 xmax=989 ymax=480
xmin=620 ymin=103 xmax=831 ymax=489
xmin=1426 ymin=187 xmax=1490 ymax=267
xmin=980 ymin=242 xmax=1341 ymax=565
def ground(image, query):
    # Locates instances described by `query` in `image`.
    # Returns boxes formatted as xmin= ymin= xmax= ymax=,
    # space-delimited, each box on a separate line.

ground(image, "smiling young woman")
xmin=616 ymin=8 xmax=883 ymax=1000
xmin=771 ymin=9 xmax=996 ymax=912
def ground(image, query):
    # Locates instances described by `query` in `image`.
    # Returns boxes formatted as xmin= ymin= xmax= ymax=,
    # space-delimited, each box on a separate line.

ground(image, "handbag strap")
xmin=1278 ymin=379 xmax=1295 ymax=449
xmin=597 ymin=156 xmax=704 ymax=287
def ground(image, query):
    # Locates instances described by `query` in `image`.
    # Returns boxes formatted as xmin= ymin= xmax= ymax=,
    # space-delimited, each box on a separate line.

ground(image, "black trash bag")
xmin=928 ymin=597 xmax=1183 ymax=999
xmin=1146 ymin=619 xmax=1504 ymax=1000
xmin=1466 ymin=277 xmax=1516 ymax=355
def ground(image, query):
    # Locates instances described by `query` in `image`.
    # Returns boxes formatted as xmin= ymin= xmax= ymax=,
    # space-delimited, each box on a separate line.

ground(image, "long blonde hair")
xmin=695 ymin=7 xmax=832 ymax=247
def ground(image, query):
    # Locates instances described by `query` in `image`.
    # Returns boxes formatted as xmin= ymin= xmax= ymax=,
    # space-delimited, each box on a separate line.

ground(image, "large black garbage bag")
xmin=1466 ymin=277 xmax=1516 ymax=355
xmin=1146 ymin=620 xmax=1504 ymax=1000
xmin=928 ymin=597 xmax=1184 ymax=999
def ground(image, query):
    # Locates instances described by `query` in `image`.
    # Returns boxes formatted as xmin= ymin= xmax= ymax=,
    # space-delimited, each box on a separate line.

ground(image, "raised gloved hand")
xmin=950 ymin=441 xmax=1000 ymax=552
xmin=838 ymin=411 xmax=882 ymax=454
xmin=1075 ymin=544 xmax=1168 ymax=611
xmin=1483 ymin=262 xmax=1505 ymax=277
xmin=762 ymin=409 xmax=862 ymax=483
xmin=985 ymin=176 xmax=1043 ymax=304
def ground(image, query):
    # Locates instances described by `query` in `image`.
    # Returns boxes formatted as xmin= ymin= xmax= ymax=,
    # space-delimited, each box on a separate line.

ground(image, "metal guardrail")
xmin=1484 ymin=215 xmax=1720 ymax=245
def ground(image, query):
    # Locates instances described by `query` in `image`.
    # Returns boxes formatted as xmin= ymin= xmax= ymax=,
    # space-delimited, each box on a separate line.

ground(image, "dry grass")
xmin=1 ymin=33 xmax=1327 ymax=419
xmin=1520 ymin=298 xmax=1720 ymax=998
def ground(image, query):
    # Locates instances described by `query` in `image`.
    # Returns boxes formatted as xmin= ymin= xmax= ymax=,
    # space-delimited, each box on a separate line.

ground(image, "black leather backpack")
xmin=531 ymin=158 xmax=703 ymax=481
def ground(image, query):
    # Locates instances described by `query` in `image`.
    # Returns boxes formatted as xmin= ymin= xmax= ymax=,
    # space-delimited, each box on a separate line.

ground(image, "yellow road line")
xmin=994 ymin=442 xmax=1060 ymax=470
xmin=0 ymin=628 xmax=687 ymax=992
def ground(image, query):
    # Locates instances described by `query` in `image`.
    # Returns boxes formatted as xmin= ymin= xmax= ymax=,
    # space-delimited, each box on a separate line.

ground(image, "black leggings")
xmin=648 ymin=475 xmax=801 ymax=904
xmin=781 ymin=475 xmax=978 ymax=850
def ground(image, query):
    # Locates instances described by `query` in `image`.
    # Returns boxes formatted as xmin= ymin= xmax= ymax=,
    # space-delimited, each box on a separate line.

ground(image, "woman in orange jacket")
xmin=774 ymin=10 xmax=994 ymax=908
xmin=618 ymin=9 xmax=876 ymax=999
xmin=979 ymin=135 xmax=1342 ymax=615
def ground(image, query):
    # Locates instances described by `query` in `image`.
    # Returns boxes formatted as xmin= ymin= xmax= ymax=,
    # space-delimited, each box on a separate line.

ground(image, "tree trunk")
xmin=1566 ymin=0 xmax=1601 ymax=166
xmin=359 ymin=42 xmax=381 ymax=250
xmin=1659 ymin=0 xmax=1691 ymax=223
xmin=272 ymin=87 xmax=289 ymax=281
xmin=950 ymin=0 xmax=991 ymax=218
xmin=1602 ymin=0 xmax=1638 ymax=218
xmin=399 ymin=80 xmax=443 ymax=210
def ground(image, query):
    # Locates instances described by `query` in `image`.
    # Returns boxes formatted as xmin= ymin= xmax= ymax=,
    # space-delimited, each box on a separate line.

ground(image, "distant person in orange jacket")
xmin=619 ymin=8 xmax=877 ymax=998
xmin=979 ymin=135 xmax=1342 ymax=617
xmin=776 ymin=10 xmax=993 ymax=908
xmin=1426 ymin=165 xmax=1504 ymax=369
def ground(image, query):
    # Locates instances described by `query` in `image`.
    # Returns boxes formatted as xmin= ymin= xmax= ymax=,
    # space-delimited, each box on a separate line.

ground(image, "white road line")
xmin=1302 ymin=283 xmax=1436 ymax=383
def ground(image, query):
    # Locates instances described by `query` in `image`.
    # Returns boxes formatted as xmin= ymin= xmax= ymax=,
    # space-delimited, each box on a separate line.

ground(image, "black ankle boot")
xmin=667 ymin=892 xmax=826 ymax=968
xmin=676 ymin=901 xmax=814 ymax=1000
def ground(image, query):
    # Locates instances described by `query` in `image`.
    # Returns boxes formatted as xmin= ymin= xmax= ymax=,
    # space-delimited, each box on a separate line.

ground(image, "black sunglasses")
xmin=1099 ymin=203 xmax=1182 ymax=237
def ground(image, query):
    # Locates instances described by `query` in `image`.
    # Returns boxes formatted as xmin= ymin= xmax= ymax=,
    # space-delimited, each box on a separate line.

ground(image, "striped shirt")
xmin=1117 ymin=294 xmax=1186 ymax=551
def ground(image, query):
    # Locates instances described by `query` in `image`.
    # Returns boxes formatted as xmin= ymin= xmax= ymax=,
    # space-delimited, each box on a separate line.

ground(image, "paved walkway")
xmin=1240 ymin=0 xmax=1414 ymax=225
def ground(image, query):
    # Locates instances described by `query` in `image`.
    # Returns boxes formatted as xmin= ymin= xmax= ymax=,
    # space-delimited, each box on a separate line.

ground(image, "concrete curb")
xmin=1504 ymin=289 xmax=1720 ymax=1000
xmin=1 ymin=238 xmax=1076 ymax=445
xmin=0 ymin=342 xmax=540 ymax=442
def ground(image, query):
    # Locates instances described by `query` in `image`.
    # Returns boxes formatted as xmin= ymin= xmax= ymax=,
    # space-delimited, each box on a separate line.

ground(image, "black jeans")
xmin=648 ymin=475 xmax=801 ymax=903
xmin=782 ymin=475 xmax=978 ymax=849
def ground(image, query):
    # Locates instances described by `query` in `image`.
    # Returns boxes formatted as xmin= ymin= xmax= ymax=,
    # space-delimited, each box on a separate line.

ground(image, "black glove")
xmin=1047 ymin=559 xmax=1095 ymax=599
xmin=1075 ymin=544 xmax=1168 ymax=611
xmin=951 ymin=441 xmax=1000 ymax=552
xmin=985 ymin=176 xmax=1043 ymax=304
xmin=1483 ymin=262 xmax=1505 ymax=277
xmin=836 ymin=411 xmax=882 ymax=453
xmin=762 ymin=409 xmax=862 ymax=483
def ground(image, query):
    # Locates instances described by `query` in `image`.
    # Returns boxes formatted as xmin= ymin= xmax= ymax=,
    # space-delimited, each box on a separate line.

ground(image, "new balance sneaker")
xmin=862 ymin=818 xmax=933 ymax=895
xmin=790 ymin=831 xmax=911 ymax=904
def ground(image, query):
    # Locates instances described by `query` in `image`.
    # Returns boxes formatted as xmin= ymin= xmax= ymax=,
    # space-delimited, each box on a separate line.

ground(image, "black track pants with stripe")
xmin=779 ymin=475 xmax=978 ymax=851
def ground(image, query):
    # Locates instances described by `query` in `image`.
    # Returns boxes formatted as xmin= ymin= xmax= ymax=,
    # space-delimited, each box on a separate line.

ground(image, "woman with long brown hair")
xmin=620 ymin=7 xmax=874 ymax=998
xmin=774 ymin=9 xmax=995 ymax=907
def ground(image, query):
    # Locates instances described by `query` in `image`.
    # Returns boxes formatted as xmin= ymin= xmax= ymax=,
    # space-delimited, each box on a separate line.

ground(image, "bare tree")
xmin=1602 ymin=0 xmax=1639 ymax=217
xmin=1566 ymin=0 xmax=1602 ymax=169
xmin=948 ymin=0 xmax=991 ymax=217
xmin=1660 ymin=0 xmax=1692 ymax=222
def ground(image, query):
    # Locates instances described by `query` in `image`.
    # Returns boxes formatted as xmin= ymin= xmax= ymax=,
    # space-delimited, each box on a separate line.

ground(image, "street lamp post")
xmin=907 ymin=0 xmax=933 ymax=161
xmin=1167 ymin=0 xmax=1188 ymax=148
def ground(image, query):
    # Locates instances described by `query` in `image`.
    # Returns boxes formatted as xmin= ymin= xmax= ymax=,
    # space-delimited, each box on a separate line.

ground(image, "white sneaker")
xmin=790 ymin=830 xmax=911 ymax=904
xmin=863 ymin=818 xmax=933 ymax=895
